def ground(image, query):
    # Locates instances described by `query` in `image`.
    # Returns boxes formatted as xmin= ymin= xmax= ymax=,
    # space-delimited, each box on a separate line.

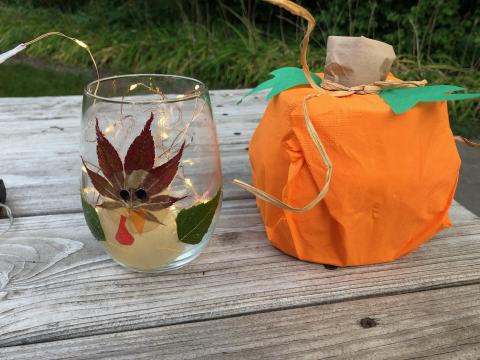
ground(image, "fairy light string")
xmin=23 ymin=32 xmax=100 ymax=95
xmin=0 ymin=31 xmax=216 ymax=237
xmin=1 ymin=31 xmax=144 ymax=167
xmin=1 ymin=31 xmax=203 ymax=103
xmin=0 ymin=203 xmax=13 ymax=237
xmin=0 ymin=32 xmax=150 ymax=233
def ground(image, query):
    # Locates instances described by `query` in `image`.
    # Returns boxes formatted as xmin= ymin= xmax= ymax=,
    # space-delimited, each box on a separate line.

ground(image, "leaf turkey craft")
xmin=82 ymin=112 xmax=186 ymax=245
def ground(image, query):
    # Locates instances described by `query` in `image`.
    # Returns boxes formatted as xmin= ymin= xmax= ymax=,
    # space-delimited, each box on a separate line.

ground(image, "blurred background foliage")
xmin=0 ymin=0 xmax=478 ymax=136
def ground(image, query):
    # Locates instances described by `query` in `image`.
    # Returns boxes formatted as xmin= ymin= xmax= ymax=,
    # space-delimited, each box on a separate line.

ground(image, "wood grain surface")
xmin=0 ymin=91 xmax=478 ymax=359
xmin=1 ymin=284 xmax=478 ymax=359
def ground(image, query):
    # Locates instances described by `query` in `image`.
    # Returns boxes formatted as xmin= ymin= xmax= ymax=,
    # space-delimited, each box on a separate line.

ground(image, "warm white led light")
xmin=82 ymin=187 xmax=95 ymax=194
xmin=157 ymin=115 xmax=167 ymax=126
xmin=104 ymin=125 xmax=114 ymax=134
xmin=74 ymin=39 xmax=88 ymax=48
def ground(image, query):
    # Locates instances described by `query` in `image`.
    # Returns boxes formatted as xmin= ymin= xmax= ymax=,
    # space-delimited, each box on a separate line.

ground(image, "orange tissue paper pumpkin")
xmin=234 ymin=0 xmax=480 ymax=266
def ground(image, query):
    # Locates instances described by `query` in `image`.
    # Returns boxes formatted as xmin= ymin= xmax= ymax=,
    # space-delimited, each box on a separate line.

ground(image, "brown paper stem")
xmin=262 ymin=1 xmax=426 ymax=97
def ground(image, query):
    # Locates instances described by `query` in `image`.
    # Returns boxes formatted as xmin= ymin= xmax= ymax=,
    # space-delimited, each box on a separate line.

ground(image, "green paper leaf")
xmin=81 ymin=195 xmax=106 ymax=241
xmin=176 ymin=188 xmax=222 ymax=245
xmin=238 ymin=67 xmax=321 ymax=103
xmin=379 ymin=85 xmax=480 ymax=114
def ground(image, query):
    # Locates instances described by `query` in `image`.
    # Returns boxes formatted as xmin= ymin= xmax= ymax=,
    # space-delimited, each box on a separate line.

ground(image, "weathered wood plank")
xmin=0 ymin=91 xmax=259 ymax=216
xmin=0 ymin=93 xmax=476 ymax=222
xmin=1 ymin=92 xmax=479 ymax=352
xmin=1 ymin=283 xmax=479 ymax=359
xmin=0 ymin=197 xmax=479 ymax=347
xmin=0 ymin=143 xmax=252 ymax=216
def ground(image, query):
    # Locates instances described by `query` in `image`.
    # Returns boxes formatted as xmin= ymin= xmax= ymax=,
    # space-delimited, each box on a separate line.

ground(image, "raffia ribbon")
xmin=234 ymin=91 xmax=332 ymax=212
xmin=234 ymin=0 xmax=477 ymax=211
xmin=233 ymin=0 xmax=332 ymax=212
xmin=321 ymin=78 xmax=428 ymax=97
xmin=260 ymin=2 xmax=428 ymax=98
xmin=454 ymin=136 xmax=480 ymax=148
xmin=234 ymin=0 xmax=421 ymax=212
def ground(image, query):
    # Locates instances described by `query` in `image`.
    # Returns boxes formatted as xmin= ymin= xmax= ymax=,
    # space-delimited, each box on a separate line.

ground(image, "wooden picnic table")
xmin=0 ymin=90 xmax=479 ymax=359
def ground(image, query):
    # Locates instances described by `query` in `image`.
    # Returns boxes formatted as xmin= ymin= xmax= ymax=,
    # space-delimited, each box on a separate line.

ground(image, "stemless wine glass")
xmin=81 ymin=74 xmax=222 ymax=272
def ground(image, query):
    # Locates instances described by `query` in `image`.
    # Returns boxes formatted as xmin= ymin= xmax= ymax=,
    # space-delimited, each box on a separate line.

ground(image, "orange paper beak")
xmin=129 ymin=209 xmax=147 ymax=234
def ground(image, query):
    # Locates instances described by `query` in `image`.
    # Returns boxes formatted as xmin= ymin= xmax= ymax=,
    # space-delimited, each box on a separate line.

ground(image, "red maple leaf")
xmin=82 ymin=113 xmax=187 ymax=245
xmin=95 ymin=119 xmax=124 ymax=190
xmin=143 ymin=142 xmax=185 ymax=196
xmin=124 ymin=112 xmax=155 ymax=175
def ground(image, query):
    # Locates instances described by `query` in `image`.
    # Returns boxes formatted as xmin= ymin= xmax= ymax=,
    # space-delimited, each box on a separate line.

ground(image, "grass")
xmin=0 ymin=1 xmax=478 ymax=136
xmin=0 ymin=62 xmax=90 ymax=97
xmin=0 ymin=5 xmax=306 ymax=89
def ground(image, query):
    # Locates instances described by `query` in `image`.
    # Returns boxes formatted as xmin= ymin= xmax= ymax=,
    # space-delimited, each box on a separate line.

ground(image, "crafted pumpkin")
xmin=235 ymin=0 xmax=480 ymax=267
xmin=82 ymin=113 xmax=185 ymax=245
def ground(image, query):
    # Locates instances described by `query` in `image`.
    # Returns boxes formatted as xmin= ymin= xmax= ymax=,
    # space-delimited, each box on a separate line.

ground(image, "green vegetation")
xmin=0 ymin=0 xmax=478 ymax=136
xmin=0 ymin=63 xmax=89 ymax=96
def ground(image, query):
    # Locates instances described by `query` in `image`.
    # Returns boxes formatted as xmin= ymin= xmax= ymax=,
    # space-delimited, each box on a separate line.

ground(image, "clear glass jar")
xmin=81 ymin=74 xmax=222 ymax=272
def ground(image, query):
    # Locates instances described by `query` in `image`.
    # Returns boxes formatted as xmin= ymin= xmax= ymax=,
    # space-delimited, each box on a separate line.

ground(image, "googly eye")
xmin=135 ymin=188 xmax=147 ymax=201
xmin=119 ymin=189 xmax=131 ymax=201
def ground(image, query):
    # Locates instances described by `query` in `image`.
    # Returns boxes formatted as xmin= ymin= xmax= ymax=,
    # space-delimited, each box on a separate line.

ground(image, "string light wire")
xmin=0 ymin=203 xmax=13 ymax=237
xmin=23 ymin=32 xmax=100 ymax=95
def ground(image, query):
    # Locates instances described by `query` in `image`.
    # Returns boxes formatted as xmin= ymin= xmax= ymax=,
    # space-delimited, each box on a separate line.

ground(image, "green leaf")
xmin=176 ymin=188 xmax=222 ymax=245
xmin=379 ymin=85 xmax=480 ymax=114
xmin=238 ymin=67 xmax=322 ymax=103
xmin=81 ymin=195 xmax=106 ymax=241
